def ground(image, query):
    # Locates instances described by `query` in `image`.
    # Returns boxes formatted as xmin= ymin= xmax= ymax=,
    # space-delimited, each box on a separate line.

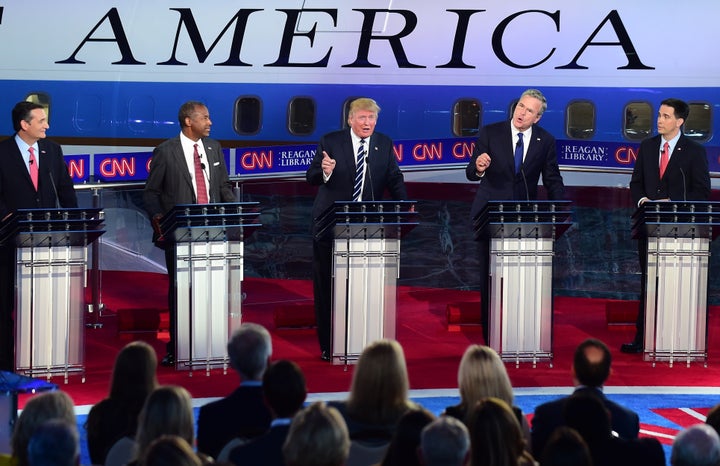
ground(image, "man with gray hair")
xmin=418 ymin=416 xmax=470 ymax=466
xmin=671 ymin=424 xmax=720 ymax=466
xmin=197 ymin=323 xmax=273 ymax=459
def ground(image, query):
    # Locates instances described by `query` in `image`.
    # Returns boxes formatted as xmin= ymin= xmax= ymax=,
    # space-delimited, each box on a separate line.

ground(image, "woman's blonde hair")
xmin=135 ymin=386 xmax=195 ymax=461
xmin=458 ymin=345 xmax=514 ymax=413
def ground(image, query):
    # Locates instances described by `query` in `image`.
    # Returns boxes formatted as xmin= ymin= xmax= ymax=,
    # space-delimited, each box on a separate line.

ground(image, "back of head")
xmin=27 ymin=420 xmax=79 ymax=466
xmin=135 ymin=386 xmax=195 ymax=459
xmin=572 ymin=338 xmax=611 ymax=387
xmin=110 ymin=341 xmax=158 ymax=404
xmin=541 ymin=426 xmax=592 ymax=466
xmin=283 ymin=402 xmax=350 ymax=466
xmin=141 ymin=435 xmax=202 ymax=466
xmin=12 ymin=391 xmax=76 ymax=466
xmin=227 ymin=323 xmax=272 ymax=380
xmin=380 ymin=408 xmax=435 ymax=466
xmin=263 ymin=360 xmax=307 ymax=418
xmin=671 ymin=424 xmax=720 ymax=466
xmin=458 ymin=345 xmax=514 ymax=411
xmin=706 ymin=403 xmax=720 ymax=438
xmin=468 ymin=397 xmax=525 ymax=466
xmin=347 ymin=339 xmax=411 ymax=425
xmin=420 ymin=416 xmax=469 ymax=466
xmin=563 ymin=392 xmax=611 ymax=446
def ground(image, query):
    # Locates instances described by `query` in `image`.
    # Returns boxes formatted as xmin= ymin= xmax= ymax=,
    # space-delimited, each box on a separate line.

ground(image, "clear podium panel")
xmin=332 ymin=238 xmax=399 ymax=364
xmin=176 ymin=240 xmax=243 ymax=373
xmin=489 ymin=237 xmax=553 ymax=365
xmin=15 ymin=246 xmax=86 ymax=380
xmin=644 ymin=237 xmax=708 ymax=365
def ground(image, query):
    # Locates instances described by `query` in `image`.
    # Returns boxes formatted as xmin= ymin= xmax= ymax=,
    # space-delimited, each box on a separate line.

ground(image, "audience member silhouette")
xmin=531 ymin=338 xmax=639 ymax=454
xmin=197 ymin=323 xmax=273 ymax=459
xmin=5 ymin=391 xmax=76 ymax=466
xmin=228 ymin=360 xmax=307 ymax=466
xmin=563 ymin=392 xmax=664 ymax=466
xmin=329 ymin=339 xmax=416 ymax=445
xmin=671 ymin=424 xmax=720 ymax=466
xmin=705 ymin=403 xmax=720 ymax=439
xmin=129 ymin=386 xmax=196 ymax=466
xmin=468 ymin=397 xmax=535 ymax=466
xmin=444 ymin=345 xmax=531 ymax=449
xmin=85 ymin=341 xmax=158 ymax=465
xmin=141 ymin=435 xmax=203 ymax=466
xmin=418 ymin=416 xmax=470 ymax=466
xmin=27 ymin=420 xmax=79 ymax=466
xmin=539 ymin=426 xmax=591 ymax=466
xmin=379 ymin=407 xmax=435 ymax=466
xmin=282 ymin=402 xmax=350 ymax=466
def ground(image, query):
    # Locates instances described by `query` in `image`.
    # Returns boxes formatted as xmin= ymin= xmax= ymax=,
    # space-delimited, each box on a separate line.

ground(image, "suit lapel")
xmin=171 ymin=138 xmax=193 ymax=187
xmin=665 ymin=135 xmax=686 ymax=175
xmin=342 ymin=130 xmax=355 ymax=175
xmin=12 ymin=138 xmax=34 ymax=188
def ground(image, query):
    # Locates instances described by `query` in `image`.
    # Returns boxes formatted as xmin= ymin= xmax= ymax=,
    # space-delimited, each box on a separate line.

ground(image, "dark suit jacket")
xmin=465 ymin=120 xmax=564 ymax=220
xmin=629 ymin=133 xmax=710 ymax=205
xmin=228 ymin=423 xmax=290 ymax=466
xmin=143 ymin=136 xmax=235 ymax=223
xmin=306 ymin=129 xmax=407 ymax=228
xmin=0 ymin=136 xmax=78 ymax=215
xmin=531 ymin=387 xmax=640 ymax=456
xmin=196 ymin=385 xmax=273 ymax=459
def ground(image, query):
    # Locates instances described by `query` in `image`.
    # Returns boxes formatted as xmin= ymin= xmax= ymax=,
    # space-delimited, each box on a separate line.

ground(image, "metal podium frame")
xmin=0 ymin=208 xmax=104 ymax=382
xmin=316 ymin=201 xmax=418 ymax=366
xmin=631 ymin=201 xmax=720 ymax=367
xmin=474 ymin=200 xmax=572 ymax=366
xmin=160 ymin=202 xmax=260 ymax=374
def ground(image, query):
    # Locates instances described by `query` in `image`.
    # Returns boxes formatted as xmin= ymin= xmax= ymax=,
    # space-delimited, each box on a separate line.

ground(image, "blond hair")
xmin=458 ymin=345 xmax=514 ymax=415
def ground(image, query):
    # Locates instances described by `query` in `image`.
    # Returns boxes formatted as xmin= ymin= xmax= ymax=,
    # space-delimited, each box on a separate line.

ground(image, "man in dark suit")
xmin=0 ymin=101 xmax=78 ymax=371
xmin=465 ymin=89 xmax=565 ymax=344
xmin=229 ymin=359 xmax=307 ymax=466
xmin=531 ymin=338 xmax=640 ymax=456
xmin=306 ymin=97 xmax=407 ymax=361
xmin=621 ymin=98 xmax=711 ymax=354
xmin=196 ymin=323 xmax=273 ymax=460
xmin=143 ymin=100 xmax=236 ymax=366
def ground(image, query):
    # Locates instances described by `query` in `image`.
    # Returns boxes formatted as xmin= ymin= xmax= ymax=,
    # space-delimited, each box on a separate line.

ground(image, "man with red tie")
xmin=0 ymin=101 xmax=78 ymax=371
xmin=622 ymin=98 xmax=711 ymax=353
xmin=143 ymin=101 xmax=235 ymax=366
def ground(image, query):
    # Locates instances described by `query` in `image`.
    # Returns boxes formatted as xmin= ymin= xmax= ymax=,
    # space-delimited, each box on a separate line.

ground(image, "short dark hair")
xmin=177 ymin=101 xmax=206 ymax=126
xmin=660 ymin=98 xmax=690 ymax=121
xmin=12 ymin=101 xmax=44 ymax=132
xmin=573 ymin=338 xmax=611 ymax=387
xmin=263 ymin=360 xmax=306 ymax=418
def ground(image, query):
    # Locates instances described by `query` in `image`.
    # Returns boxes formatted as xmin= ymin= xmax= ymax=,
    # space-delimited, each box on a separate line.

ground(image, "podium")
xmin=0 ymin=208 xmax=104 ymax=382
xmin=160 ymin=202 xmax=260 ymax=373
xmin=474 ymin=200 xmax=572 ymax=366
xmin=316 ymin=201 xmax=417 ymax=365
xmin=631 ymin=201 xmax=720 ymax=366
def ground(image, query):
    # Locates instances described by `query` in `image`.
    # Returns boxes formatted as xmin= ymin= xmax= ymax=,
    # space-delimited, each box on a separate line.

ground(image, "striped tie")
xmin=353 ymin=139 xmax=366 ymax=201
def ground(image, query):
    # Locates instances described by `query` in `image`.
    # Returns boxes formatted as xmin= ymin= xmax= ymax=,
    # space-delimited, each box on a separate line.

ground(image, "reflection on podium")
xmin=475 ymin=200 xmax=572 ymax=367
xmin=632 ymin=201 xmax=720 ymax=367
xmin=160 ymin=202 xmax=260 ymax=374
xmin=316 ymin=201 xmax=417 ymax=365
xmin=0 ymin=208 xmax=104 ymax=382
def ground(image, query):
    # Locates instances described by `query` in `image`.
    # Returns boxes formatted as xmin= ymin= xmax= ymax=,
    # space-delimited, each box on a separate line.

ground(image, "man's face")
xmin=20 ymin=108 xmax=49 ymax=142
xmin=657 ymin=104 xmax=683 ymax=139
xmin=348 ymin=109 xmax=377 ymax=139
xmin=185 ymin=105 xmax=212 ymax=140
xmin=512 ymin=95 xmax=543 ymax=132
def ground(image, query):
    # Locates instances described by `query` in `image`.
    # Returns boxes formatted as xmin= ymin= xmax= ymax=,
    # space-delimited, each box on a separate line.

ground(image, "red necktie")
xmin=659 ymin=142 xmax=669 ymax=179
xmin=28 ymin=147 xmax=38 ymax=190
xmin=193 ymin=144 xmax=209 ymax=204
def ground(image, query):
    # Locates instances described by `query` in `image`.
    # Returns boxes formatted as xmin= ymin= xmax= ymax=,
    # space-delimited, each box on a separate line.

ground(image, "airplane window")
xmin=452 ymin=99 xmax=482 ymax=137
xmin=233 ymin=96 xmax=262 ymax=136
xmin=566 ymin=100 xmax=595 ymax=139
xmin=25 ymin=93 xmax=51 ymax=123
xmin=623 ymin=102 xmax=652 ymax=141
xmin=684 ymin=102 xmax=712 ymax=143
xmin=288 ymin=97 xmax=316 ymax=136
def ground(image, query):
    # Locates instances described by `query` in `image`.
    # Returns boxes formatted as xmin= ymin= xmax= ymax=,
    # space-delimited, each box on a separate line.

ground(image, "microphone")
xmin=365 ymin=150 xmax=375 ymax=202
xmin=679 ymin=167 xmax=687 ymax=202
xmin=520 ymin=167 xmax=530 ymax=202
xmin=49 ymin=171 xmax=61 ymax=208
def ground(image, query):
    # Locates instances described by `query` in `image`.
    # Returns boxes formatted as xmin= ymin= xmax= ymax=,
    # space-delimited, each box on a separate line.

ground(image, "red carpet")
xmin=21 ymin=271 xmax=720 ymax=408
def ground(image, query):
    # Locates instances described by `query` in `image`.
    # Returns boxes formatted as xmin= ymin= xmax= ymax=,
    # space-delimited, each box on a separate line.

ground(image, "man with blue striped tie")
xmin=306 ymin=98 xmax=407 ymax=361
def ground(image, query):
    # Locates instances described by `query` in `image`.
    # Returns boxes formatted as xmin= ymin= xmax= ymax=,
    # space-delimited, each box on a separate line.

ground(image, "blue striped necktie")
xmin=353 ymin=138 xmax=366 ymax=201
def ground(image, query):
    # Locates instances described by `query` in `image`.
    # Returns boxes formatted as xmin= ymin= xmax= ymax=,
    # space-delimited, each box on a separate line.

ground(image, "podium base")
xmin=644 ymin=350 xmax=707 ymax=368
xmin=499 ymin=351 xmax=553 ymax=369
